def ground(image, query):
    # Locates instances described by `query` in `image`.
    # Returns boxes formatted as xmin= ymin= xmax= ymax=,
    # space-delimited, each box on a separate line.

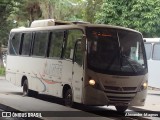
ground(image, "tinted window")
xmin=21 ymin=33 xmax=32 ymax=55
xmin=65 ymin=29 xmax=83 ymax=59
xmin=9 ymin=33 xmax=21 ymax=55
xmin=49 ymin=31 xmax=64 ymax=58
xmin=33 ymin=32 xmax=48 ymax=56
xmin=144 ymin=43 xmax=152 ymax=60
xmin=75 ymin=42 xmax=83 ymax=66
xmin=153 ymin=43 xmax=160 ymax=60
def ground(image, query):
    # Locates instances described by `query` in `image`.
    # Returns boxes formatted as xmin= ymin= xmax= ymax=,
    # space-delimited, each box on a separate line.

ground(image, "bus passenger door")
xmin=72 ymin=41 xmax=83 ymax=103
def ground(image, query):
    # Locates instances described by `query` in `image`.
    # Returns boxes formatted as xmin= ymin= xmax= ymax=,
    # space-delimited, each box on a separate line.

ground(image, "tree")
xmin=0 ymin=0 xmax=18 ymax=45
xmin=84 ymin=0 xmax=103 ymax=23
xmin=10 ymin=0 xmax=42 ymax=26
xmin=40 ymin=0 xmax=85 ymax=21
xmin=96 ymin=0 xmax=160 ymax=37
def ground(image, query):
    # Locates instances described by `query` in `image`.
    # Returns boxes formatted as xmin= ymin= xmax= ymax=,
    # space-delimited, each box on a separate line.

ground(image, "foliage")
xmin=84 ymin=0 xmax=103 ymax=23
xmin=0 ymin=0 xmax=17 ymax=45
xmin=1 ymin=0 xmax=160 ymax=47
xmin=9 ymin=0 xmax=42 ymax=26
xmin=95 ymin=0 xmax=160 ymax=37
xmin=40 ymin=0 xmax=85 ymax=21
xmin=0 ymin=66 xmax=5 ymax=76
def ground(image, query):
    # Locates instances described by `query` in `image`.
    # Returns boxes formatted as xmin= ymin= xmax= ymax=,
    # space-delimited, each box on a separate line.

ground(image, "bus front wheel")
xmin=64 ymin=89 xmax=73 ymax=107
xmin=23 ymin=80 xmax=38 ymax=97
xmin=115 ymin=106 xmax=128 ymax=113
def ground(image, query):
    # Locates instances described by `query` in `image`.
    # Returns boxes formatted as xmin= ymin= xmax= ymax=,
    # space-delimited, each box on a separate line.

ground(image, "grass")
xmin=0 ymin=66 xmax=5 ymax=76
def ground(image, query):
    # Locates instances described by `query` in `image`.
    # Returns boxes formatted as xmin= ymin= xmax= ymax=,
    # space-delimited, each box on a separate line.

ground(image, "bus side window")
xmin=21 ymin=33 xmax=32 ymax=56
xmin=152 ymin=43 xmax=160 ymax=60
xmin=9 ymin=33 xmax=21 ymax=55
xmin=75 ymin=42 xmax=83 ymax=66
xmin=48 ymin=31 xmax=64 ymax=58
xmin=144 ymin=43 xmax=152 ymax=60
xmin=32 ymin=31 xmax=49 ymax=57
xmin=65 ymin=29 xmax=83 ymax=59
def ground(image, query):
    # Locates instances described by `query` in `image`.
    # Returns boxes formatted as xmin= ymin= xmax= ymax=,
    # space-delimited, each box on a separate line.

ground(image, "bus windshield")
xmin=86 ymin=27 xmax=147 ymax=75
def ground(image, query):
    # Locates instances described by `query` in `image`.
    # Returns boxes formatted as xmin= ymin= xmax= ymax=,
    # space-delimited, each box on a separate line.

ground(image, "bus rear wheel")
xmin=64 ymin=89 xmax=73 ymax=107
xmin=23 ymin=80 xmax=38 ymax=97
xmin=115 ymin=106 xmax=128 ymax=113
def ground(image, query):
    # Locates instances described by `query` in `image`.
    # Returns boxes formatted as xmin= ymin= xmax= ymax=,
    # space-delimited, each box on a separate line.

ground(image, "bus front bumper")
xmin=83 ymin=86 xmax=147 ymax=106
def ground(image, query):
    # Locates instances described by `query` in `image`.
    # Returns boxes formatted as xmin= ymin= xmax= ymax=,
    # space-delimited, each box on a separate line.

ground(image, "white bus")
xmin=144 ymin=38 xmax=160 ymax=89
xmin=6 ymin=19 xmax=148 ymax=112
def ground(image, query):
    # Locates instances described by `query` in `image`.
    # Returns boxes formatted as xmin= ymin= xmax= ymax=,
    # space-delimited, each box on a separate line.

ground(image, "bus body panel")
xmin=72 ymin=62 xmax=83 ymax=103
xmin=6 ymin=55 xmax=74 ymax=98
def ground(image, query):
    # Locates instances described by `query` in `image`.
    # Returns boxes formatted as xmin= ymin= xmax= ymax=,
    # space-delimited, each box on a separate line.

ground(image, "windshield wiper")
xmin=116 ymin=32 xmax=137 ymax=73
xmin=121 ymin=55 xmax=137 ymax=73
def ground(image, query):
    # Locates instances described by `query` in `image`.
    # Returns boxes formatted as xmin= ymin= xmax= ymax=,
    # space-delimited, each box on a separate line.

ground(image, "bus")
xmin=6 ymin=19 xmax=148 ymax=112
xmin=144 ymin=38 xmax=160 ymax=89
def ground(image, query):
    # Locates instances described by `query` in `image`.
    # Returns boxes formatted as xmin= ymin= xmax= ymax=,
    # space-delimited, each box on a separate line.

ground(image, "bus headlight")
xmin=89 ymin=79 xmax=96 ymax=86
xmin=140 ymin=81 xmax=148 ymax=91
xmin=88 ymin=78 xmax=101 ymax=90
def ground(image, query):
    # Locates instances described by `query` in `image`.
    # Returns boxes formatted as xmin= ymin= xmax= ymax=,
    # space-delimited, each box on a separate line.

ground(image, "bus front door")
xmin=72 ymin=41 xmax=83 ymax=103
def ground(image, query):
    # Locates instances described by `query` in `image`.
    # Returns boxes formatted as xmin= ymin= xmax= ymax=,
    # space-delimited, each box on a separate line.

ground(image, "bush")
xmin=0 ymin=67 xmax=5 ymax=76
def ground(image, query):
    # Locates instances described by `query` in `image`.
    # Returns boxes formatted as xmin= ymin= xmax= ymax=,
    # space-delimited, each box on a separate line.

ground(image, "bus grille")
xmin=104 ymin=86 xmax=137 ymax=103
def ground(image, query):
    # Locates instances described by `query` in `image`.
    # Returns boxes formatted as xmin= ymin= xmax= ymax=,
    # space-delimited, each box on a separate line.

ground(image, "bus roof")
xmin=78 ymin=24 xmax=141 ymax=34
xmin=10 ymin=20 xmax=141 ymax=34
xmin=10 ymin=25 xmax=83 ymax=33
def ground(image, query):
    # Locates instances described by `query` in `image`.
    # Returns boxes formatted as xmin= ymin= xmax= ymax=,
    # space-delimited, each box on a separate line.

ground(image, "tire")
xmin=115 ymin=106 xmax=128 ymax=113
xmin=64 ymin=89 xmax=73 ymax=107
xmin=23 ymin=80 xmax=29 ymax=96
xmin=23 ymin=79 xmax=38 ymax=97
